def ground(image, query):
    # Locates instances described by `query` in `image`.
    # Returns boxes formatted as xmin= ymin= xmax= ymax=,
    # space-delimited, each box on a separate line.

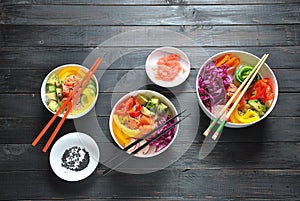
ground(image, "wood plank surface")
xmin=1 ymin=116 xmax=300 ymax=144
xmin=1 ymin=25 xmax=299 ymax=47
xmin=1 ymin=140 xmax=300 ymax=170
xmin=1 ymin=46 xmax=300 ymax=70
xmin=0 ymin=93 xmax=299 ymax=118
xmin=0 ymin=1 xmax=299 ymax=200
xmin=1 ymin=4 xmax=299 ymax=25
xmin=2 ymin=0 xmax=300 ymax=5
xmin=0 ymin=169 xmax=299 ymax=200
xmin=0 ymin=69 xmax=299 ymax=93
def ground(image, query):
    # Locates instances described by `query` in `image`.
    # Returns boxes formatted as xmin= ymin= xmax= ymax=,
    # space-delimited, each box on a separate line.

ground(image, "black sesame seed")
xmin=61 ymin=146 xmax=90 ymax=171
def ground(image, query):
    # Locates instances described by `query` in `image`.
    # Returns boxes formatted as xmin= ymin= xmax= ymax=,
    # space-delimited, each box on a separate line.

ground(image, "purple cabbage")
xmin=150 ymin=115 xmax=176 ymax=152
xmin=198 ymin=62 xmax=230 ymax=112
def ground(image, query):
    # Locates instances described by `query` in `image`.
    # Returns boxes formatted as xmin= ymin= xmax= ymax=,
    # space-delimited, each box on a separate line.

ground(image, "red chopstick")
xmin=32 ymin=58 xmax=102 ymax=152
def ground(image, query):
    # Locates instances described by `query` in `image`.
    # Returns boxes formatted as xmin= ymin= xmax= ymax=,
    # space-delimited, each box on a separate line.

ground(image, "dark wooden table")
xmin=1 ymin=1 xmax=300 ymax=200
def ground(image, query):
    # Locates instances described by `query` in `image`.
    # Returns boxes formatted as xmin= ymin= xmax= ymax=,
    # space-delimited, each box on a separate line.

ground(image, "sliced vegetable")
xmin=47 ymin=85 xmax=56 ymax=93
xmin=112 ymin=119 xmax=130 ymax=147
xmin=232 ymin=106 xmax=260 ymax=123
xmin=198 ymin=62 xmax=229 ymax=111
xmin=48 ymin=100 xmax=59 ymax=112
xmin=150 ymin=115 xmax=176 ymax=152
xmin=140 ymin=106 xmax=155 ymax=117
xmin=136 ymin=94 xmax=148 ymax=105
xmin=215 ymin=54 xmax=240 ymax=70
xmin=248 ymin=99 xmax=266 ymax=116
xmin=128 ymin=100 xmax=141 ymax=118
xmin=113 ymin=114 xmax=140 ymax=137
xmin=247 ymin=78 xmax=274 ymax=103
xmin=233 ymin=65 xmax=261 ymax=87
xmin=47 ymin=74 xmax=61 ymax=86
xmin=146 ymin=97 xmax=160 ymax=111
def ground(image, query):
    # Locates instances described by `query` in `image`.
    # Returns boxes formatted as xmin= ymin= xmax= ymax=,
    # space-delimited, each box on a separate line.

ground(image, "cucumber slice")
xmin=80 ymin=94 xmax=89 ymax=106
xmin=86 ymin=83 xmax=97 ymax=94
xmin=80 ymin=88 xmax=95 ymax=107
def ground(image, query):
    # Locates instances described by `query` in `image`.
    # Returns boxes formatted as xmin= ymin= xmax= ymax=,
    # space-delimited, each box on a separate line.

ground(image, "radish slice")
xmin=145 ymin=145 xmax=156 ymax=155
xmin=127 ymin=138 xmax=138 ymax=153
xmin=138 ymin=145 xmax=150 ymax=155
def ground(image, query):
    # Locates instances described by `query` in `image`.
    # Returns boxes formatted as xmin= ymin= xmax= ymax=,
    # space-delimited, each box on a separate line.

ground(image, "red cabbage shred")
xmin=198 ymin=62 xmax=230 ymax=112
xmin=150 ymin=115 xmax=176 ymax=152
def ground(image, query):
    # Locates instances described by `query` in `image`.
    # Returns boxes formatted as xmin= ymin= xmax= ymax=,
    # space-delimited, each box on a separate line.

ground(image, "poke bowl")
xmin=41 ymin=64 xmax=99 ymax=119
xmin=196 ymin=50 xmax=278 ymax=128
xmin=109 ymin=90 xmax=179 ymax=158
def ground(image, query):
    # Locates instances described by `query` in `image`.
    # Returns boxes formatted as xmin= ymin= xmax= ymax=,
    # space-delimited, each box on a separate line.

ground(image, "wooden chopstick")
xmin=103 ymin=113 xmax=190 ymax=176
xmin=203 ymin=54 xmax=269 ymax=140
xmin=100 ymin=110 xmax=186 ymax=168
xmin=32 ymin=58 xmax=102 ymax=152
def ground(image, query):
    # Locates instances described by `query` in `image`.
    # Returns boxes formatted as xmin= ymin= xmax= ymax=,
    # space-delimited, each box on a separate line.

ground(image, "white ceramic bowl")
xmin=196 ymin=50 xmax=278 ymax=128
xmin=109 ymin=90 xmax=179 ymax=157
xmin=41 ymin=64 xmax=99 ymax=119
xmin=49 ymin=132 xmax=100 ymax=182
xmin=145 ymin=46 xmax=191 ymax=88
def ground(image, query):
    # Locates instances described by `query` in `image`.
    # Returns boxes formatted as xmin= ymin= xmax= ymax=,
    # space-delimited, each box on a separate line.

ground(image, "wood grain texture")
xmin=2 ymin=0 xmax=300 ymax=5
xmin=0 ymin=92 xmax=299 ymax=118
xmin=1 ymin=4 xmax=300 ymax=26
xmin=0 ymin=169 xmax=299 ymax=200
xmin=1 ymin=116 xmax=300 ymax=144
xmin=1 ymin=46 xmax=300 ymax=70
xmin=0 ymin=69 xmax=299 ymax=93
xmin=0 ymin=1 xmax=299 ymax=200
xmin=1 ymin=25 xmax=299 ymax=47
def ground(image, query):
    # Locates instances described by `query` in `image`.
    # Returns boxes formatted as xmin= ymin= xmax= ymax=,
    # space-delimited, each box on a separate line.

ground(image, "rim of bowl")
xmin=196 ymin=50 xmax=278 ymax=128
xmin=41 ymin=64 xmax=99 ymax=119
xmin=109 ymin=89 xmax=179 ymax=158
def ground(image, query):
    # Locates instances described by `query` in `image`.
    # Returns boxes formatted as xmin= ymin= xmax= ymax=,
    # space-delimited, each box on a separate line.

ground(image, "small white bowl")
xmin=41 ymin=64 xmax=99 ymax=119
xmin=109 ymin=90 xmax=179 ymax=158
xmin=49 ymin=132 xmax=100 ymax=182
xmin=145 ymin=46 xmax=191 ymax=88
xmin=196 ymin=50 xmax=278 ymax=128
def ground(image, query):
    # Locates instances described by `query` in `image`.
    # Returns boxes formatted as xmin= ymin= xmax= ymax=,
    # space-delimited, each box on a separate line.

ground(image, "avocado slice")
xmin=146 ymin=97 xmax=160 ymax=111
xmin=46 ymin=92 xmax=57 ymax=101
xmin=48 ymin=100 xmax=59 ymax=112
xmin=141 ymin=106 xmax=155 ymax=117
xmin=136 ymin=94 xmax=149 ymax=106
xmin=157 ymin=102 xmax=168 ymax=114
xmin=56 ymin=87 xmax=62 ymax=100
xmin=46 ymin=74 xmax=57 ymax=86
xmin=248 ymin=99 xmax=266 ymax=116
xmin=46 ymin=84 xmax=56 ymax=93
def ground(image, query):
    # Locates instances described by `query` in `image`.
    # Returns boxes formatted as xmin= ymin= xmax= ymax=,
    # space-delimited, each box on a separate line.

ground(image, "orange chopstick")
xmin=32 ymin=58 xmax=102 ymax=151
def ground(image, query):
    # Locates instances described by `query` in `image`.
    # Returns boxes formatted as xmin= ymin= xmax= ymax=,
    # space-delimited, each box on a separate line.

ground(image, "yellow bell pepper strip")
xmin=231 ymin=105 xmax=260 ymax=123
xmin=229 ymin=109 xmax=240 ymax=123
xmin=112 ymin=119 xmax=131 ymax=147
